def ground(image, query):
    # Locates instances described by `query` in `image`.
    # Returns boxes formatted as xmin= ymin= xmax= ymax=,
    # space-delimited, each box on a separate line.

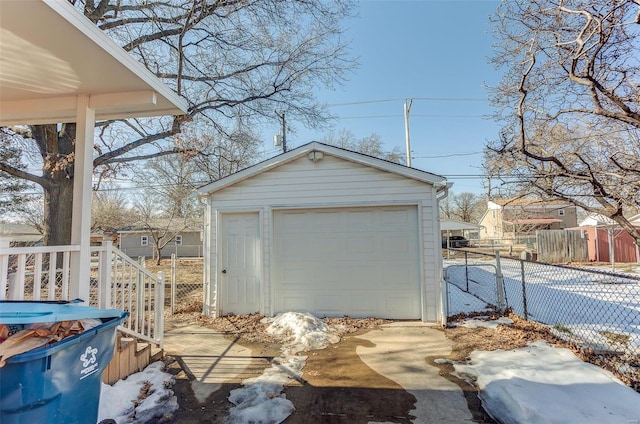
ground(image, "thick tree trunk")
xmin=31 ymin=123 xmax=77 ymax=247
xmin=43 ymin=177 xmax=74 ymax=246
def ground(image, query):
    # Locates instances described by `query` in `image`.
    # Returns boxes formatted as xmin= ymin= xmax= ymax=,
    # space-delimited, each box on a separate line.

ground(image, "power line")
xmin=327 ymin=97 xmax=487 ymax=107
xmin=412 ymin=152 xmax=483 ymax=159
xmin=336 ymin=114 xmax=485 ymax=120
xmin=412 ymin=97 xmax=487 ymax=102
xmin=328 ymin=99 xmax=403 ymax=106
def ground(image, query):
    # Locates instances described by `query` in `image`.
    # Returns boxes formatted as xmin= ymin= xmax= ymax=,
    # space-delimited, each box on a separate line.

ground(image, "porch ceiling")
xmin=0 ymin=0 xmax=187 ymax=126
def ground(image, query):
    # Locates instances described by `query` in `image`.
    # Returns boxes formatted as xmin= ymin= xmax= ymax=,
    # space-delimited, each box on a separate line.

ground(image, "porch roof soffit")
xmin=196 ymin=141 xmax=448 ymax=196
xmin=0 ymin=0 xmax=187 ymax=126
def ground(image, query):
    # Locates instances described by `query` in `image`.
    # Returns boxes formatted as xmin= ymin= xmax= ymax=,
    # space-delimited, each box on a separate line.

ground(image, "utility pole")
xmin=276 ymin=111 xmax=287 ymax=153
xmin=403 ymin=98 xmax=413 ymax=167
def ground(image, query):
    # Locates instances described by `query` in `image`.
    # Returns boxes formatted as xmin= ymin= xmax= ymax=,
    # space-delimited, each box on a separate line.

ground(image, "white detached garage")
xmin=197 ymin=142 xmax=449 ymax=322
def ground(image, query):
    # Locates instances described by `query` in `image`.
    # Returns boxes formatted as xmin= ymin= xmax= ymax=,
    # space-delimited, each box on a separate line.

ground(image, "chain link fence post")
xmin=155 ymin=271 xmax=165 ymax=346
xmin=495 ymin=251 xmax=506 ymax=311
xmin=520 ymin=259 xmax=528 ymax=320
xmin=170 ymin=253 xmax=177 ymax=314
xmin=464 ymin=250 xmax=469 ymax=291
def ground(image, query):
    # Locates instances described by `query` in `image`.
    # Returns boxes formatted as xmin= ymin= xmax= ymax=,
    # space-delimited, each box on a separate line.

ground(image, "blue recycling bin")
xmin=0 ymin=302 xmax=127 ymax=424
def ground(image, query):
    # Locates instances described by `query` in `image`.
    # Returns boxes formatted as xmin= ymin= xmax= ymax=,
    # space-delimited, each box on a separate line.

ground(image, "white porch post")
xmin=70 ymin=94 xmax=95 ymax=302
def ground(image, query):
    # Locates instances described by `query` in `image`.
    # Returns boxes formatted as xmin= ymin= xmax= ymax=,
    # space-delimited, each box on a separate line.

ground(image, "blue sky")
xmin=260 ymin=0 xmax=501 ymax=195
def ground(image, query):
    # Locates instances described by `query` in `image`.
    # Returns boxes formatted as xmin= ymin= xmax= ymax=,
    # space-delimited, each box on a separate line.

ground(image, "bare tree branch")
xmin=487 ymin=0 xmax=640 ymax=244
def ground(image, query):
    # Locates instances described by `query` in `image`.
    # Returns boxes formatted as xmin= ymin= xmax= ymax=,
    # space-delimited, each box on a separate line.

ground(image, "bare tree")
xmin=0 ymin=130 xmax=34 ymax=217
xmin=91 ymin=189 xmax=136 ymax=232
xmin=0 ymin=0 xmax=356 ymax=247
xmin=451 ymin=192 xmax=484 ymax=223
xmin=322 ymin=130 xmax=405 ymax=164
xmin=12 ymin=200 xmax=45 ymax=236
xmin=439 ymin=194 xmax=453 ymax=220
xmin=187 ymin=124 xmax=262 ymax=183
xmin=133 ymin=193 xmax=191 ymax=265
xmin=487 ymin=0 xmax=640 ymax=243
xmin=133 ymin=152 xmax=209 ymax=264
xmin=136 ymin=153 xmax=202 ymax=218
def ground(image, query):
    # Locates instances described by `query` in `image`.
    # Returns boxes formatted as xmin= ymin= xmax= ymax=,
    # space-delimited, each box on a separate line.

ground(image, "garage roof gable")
xmin=197 ymin=141 xmax=447 ymax=195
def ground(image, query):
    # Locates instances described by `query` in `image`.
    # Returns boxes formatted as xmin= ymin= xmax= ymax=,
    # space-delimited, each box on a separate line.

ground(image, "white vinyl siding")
xmin=208 ymin=156 xmax=433 ymax=208
xmin=204 ymin=153 xmax=442 ymax=322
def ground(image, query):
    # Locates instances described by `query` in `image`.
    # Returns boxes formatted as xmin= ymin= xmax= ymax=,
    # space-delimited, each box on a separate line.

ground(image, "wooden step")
xmin=150 ymin=346 xmax=164 ymax=362
xmin=101 ymin=334 xmax=163 ymax=384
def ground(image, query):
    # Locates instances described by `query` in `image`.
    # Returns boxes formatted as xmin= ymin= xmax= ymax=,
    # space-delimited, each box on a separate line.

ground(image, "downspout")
xmin=435 ymin=181 xmax=452 ymax=326
xmin=197 ymin=194 xmax=212 ymax=316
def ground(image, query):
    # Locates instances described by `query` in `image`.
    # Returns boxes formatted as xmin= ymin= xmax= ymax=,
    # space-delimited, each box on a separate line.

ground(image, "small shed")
xmin=197 ymin=142 xmax=449 ymax=322
xmin=574 ymin=214 xmax=640 ymax=263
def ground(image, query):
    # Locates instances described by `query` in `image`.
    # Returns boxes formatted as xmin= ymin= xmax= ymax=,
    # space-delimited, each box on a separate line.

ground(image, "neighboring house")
xmin=572 ymin=213 xmax=640 ymax=262
xmin=0 ymin=224 xmax=42 ymax=246
xmin=118 ymin=223 xmax=203 ymax=259
xmin=479 ymin=199 xmax=578 ymax=243
xmin=197 ymin=142 xmax=449 ymax=322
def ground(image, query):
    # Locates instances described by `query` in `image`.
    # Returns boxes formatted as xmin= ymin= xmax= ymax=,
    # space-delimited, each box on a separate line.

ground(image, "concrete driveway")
xmin=163 ymin=322 xmax=476 ymax=423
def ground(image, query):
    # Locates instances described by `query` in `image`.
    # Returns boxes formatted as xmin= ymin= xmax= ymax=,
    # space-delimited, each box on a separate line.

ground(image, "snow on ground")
xmin=446 ymin=283 xmax=494 ymax=315
xmin=456 ymin=316 xmax=513 ymax=329
xmin=97 ymin=302 xmax=640 ymax=423
xmin=265 ymin=311 xmax=341 ymax=354
xmin=97 ymin=361 xmax=178 ymax=423
xmin=453 ymin=341 xmax=640 ymax=424
xmin=226 ymin=312 xmax=341 ymax=424
xmin=444 ymin=257 xmax=640 ymax=353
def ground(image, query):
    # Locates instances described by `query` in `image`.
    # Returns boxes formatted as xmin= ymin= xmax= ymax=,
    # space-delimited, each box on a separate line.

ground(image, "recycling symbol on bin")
xmin=81 ymin=346 xmax=98 ymax=367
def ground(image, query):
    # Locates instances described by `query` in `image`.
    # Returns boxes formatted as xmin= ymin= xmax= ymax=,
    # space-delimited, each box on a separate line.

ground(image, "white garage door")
xmin=272 ymin=206 xmax=421 ymax=319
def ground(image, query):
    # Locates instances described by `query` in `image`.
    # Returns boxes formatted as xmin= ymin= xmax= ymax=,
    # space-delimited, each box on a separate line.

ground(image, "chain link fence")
xmin=166 ymin=254 xmax=203 ymax=313
xmin=138 ymin=255 xmax=204 ymax=313
xmin=6 ymin=251 xmax=204 ymax=313
xmin=444 ymin=249 xmax=640 ymax=385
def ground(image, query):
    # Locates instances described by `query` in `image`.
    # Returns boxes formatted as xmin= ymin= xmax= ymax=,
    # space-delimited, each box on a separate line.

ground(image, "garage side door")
xmin=272 ymin=206 xmax=421 ymax=319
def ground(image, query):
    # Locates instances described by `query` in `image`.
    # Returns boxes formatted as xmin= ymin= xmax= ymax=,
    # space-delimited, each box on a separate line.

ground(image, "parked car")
xmin=442 ymin=235 xmax=470 ymax=248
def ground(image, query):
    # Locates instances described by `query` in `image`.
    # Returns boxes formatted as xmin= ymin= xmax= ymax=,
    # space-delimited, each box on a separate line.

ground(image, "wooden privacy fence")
xmin=537 ymin=230 xmax=588 ymax=263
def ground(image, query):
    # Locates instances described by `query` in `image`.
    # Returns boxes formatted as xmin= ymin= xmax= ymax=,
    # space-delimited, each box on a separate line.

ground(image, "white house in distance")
xmin=0 ymin=224 xmax=42 ymax=246
xmin=197 ymin=142 xmax=450 ymax=323
xmin=479 ymin=198 xmax=578 ymax=243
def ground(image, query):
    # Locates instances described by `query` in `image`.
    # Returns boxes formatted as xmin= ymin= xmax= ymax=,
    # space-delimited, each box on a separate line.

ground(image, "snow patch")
xmin=264 ymin=311 xmax=341 ymax=354
xmin=228 ymin=312 xmax=341 ymax=424
xmin=454 ymin=341 xmax=640 ymax=424
xmin=98 ymin=361 xmax=178 ymax=424
xmin=457 ymin=317 xmax=513 ymax=329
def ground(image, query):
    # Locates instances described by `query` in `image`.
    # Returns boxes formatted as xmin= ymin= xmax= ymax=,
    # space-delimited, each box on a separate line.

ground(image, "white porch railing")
xmin=91 ymin=242 xmax=164 ymax=346
xmin=0 ymin=245 xmax=79 ymax=301
xmin=0 ymin=241 xmax=164 ymax=347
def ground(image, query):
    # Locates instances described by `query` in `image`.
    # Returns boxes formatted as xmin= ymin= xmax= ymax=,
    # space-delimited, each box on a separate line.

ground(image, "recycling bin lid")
xmin=0 ymin=301 xmax=124 ymax=324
